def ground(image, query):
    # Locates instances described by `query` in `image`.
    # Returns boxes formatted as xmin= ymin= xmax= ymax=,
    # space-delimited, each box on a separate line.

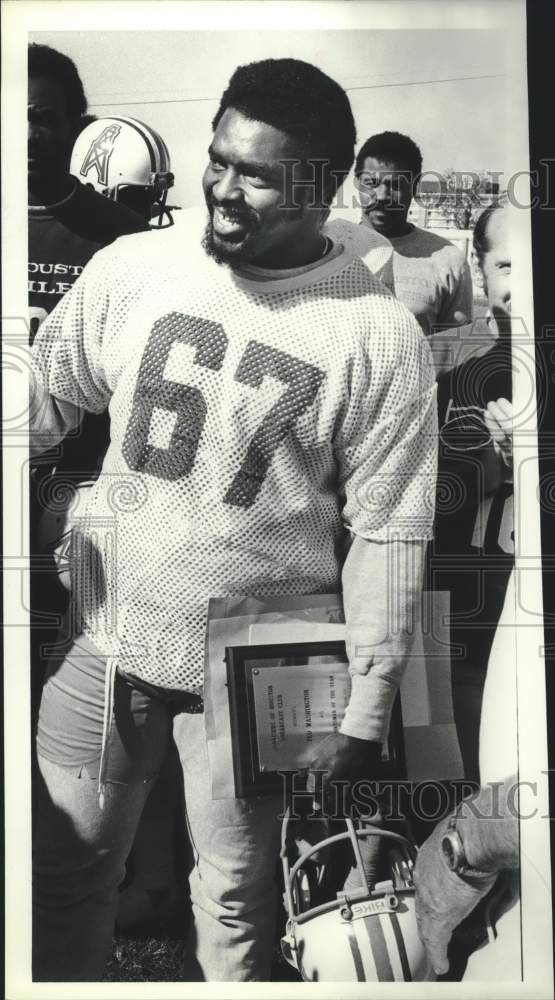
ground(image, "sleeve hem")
xmin=345 ymin=524 xmax=433 ymax=544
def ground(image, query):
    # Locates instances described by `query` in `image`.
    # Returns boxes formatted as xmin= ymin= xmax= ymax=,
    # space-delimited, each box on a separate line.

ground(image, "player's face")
xmin=202 ymin=108 xmax=319 ymax=267
xmin=28 ymin=76 xmax=76 ymax=188
xmin=356 ymin=156 xmax=413 ymax=235
xmin=480 ymin=210 xmax=511 ymax=324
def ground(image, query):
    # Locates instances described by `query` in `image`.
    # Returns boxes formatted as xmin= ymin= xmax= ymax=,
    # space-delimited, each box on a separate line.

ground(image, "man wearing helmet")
xmin=29 ymin=58 xmax=437 ymax=982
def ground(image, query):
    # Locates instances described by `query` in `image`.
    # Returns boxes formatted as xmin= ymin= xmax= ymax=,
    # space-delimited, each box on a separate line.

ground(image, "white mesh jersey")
xmin=324 ymin=216 xmax=394 ymax=291
xmin=31 ymin=219 xmax=437 ymax=692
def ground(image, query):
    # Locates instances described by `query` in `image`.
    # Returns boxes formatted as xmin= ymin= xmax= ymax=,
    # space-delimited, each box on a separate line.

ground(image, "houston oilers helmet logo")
xmin=79 ymin=123 xmax=122 ymax=186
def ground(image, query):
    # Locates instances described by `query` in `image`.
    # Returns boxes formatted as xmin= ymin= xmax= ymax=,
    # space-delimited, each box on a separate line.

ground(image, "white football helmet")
xmin=70 ymin=116 xmax=175 ymax=226
xmin=280 ymin=810 xmax=435 ymax=982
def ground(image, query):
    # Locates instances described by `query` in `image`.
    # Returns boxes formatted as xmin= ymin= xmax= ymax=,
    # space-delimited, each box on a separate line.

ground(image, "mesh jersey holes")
xmin=122 ymin=312 xmax=227 ymax=481
xmin=54 ymin=242 xmax=435 ymax=690
xmin=224 ymin=341 xmax=326 ymax=508
xmin=121 ymin=313 xmax=326 ymax=509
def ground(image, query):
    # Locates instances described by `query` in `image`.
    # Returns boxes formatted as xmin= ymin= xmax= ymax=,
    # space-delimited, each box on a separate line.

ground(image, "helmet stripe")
xmin=346 ymin=925 xmax=366 ymax=981
xmin=388 ymin=912 xmax=412 ymax=982
xmin=106 ymin=116 xmax=156 ymax=172
xmin=364 ymin=915 xmax=395 ymax=981
xmin=146 ymin=125 xmax=171 ymax=172
xmin=115 ymin=115 xmax=170 ymax=172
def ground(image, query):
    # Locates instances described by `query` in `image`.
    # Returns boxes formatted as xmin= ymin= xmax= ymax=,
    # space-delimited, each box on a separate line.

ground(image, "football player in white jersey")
xmin=29 ymin=58 xmax=437 ymax=981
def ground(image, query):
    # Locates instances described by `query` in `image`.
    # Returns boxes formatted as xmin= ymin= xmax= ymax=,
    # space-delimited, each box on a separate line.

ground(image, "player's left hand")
xmin=306 ymin=732 xmax=382 ymax=815
xmin=413 ymin=816 xmax=497 ymax=975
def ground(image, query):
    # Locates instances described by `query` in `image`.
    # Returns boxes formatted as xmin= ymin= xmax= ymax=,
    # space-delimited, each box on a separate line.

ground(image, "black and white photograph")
xmin=2 ymin=0 xmax=554 ymax=995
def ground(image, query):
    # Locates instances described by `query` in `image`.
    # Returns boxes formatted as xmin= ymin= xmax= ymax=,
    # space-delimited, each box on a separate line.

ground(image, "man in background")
xmin=28 ymin=44 xmax=149 ymax=338
xmin=28 ymin=43 xmax=150 ymax=729
xmin=431 ymin=202 xmax=513 ymax=781
xmin=354 ymin=130 xmax=473 ymax=337
xmin=415 ymin=202 xmax=522 ymax=981
xmin=31 ymin=89 xmax=183 ymax=931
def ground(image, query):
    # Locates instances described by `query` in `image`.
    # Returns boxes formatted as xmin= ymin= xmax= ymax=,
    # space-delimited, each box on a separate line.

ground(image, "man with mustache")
xmin=30 ymin=58 xmax=437 ymax=982
xmin=354 ymin=131 xmax=473 ymax=338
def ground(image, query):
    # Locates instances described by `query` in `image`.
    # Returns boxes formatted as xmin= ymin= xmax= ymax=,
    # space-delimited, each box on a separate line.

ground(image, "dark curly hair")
xmin=28 ymin=43 xmax=87 ymax=121
xmin=473 ymin=201 xmax=503 ymax=267
xmin=212 ymin=58 xmax=356 ymax=204
xmin=355 ymin=131 xmax=423 ymax=182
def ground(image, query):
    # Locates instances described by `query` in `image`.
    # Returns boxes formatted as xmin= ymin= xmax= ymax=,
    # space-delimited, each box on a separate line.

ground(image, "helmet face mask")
xmin=70 ymin=116 xmax=175 ymax=225
xmin=280 ymin=812 xmax=435 ymax=983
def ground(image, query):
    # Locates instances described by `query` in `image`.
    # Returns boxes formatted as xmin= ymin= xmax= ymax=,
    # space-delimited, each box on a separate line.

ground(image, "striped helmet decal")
xmin=350 ymin=912 xmax=415 ymax=982
xmin=102 ymin=116 xmax=170 ymax=173
xmin=346 ymin=924 xmax=366 ymax=981
xmin=388 ymin=912 xmax=412 ymax=981
xmin=365 ymin=913 xmax=395 ymax=981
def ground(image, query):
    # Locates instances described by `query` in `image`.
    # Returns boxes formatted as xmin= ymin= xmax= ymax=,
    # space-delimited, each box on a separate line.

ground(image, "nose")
xmin=211 ymin=167 xmax=242 ymax=203
xmin=373 ymin=180 xmax=389 ymax=203
xmin=28 ymin=121 xmax=42 ymax=147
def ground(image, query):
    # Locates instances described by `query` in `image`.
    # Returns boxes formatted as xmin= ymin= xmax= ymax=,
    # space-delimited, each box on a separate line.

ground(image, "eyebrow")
xmin=207 ymin=145 xmax=276 ymax=178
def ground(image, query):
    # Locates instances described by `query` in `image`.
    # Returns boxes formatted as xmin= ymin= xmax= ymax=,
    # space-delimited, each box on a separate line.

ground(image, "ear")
xmin=471 ymin=250 xmax=485 ymax=291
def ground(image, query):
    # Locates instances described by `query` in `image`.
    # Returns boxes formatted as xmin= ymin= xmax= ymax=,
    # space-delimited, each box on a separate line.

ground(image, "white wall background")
xmin=30 ymin=29 xmax=508 ymax=212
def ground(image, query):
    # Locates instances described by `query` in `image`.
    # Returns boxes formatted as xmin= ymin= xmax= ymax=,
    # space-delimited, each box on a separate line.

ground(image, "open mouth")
xmin=211 ymin=205 xmax=253 ymax=241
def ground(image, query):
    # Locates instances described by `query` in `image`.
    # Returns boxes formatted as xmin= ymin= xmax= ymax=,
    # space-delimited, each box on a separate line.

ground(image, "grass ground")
xmin=106 ymin=931 xmax=188 ymax=982
xmin=104 ymin=896 xmax=301 ymax=982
